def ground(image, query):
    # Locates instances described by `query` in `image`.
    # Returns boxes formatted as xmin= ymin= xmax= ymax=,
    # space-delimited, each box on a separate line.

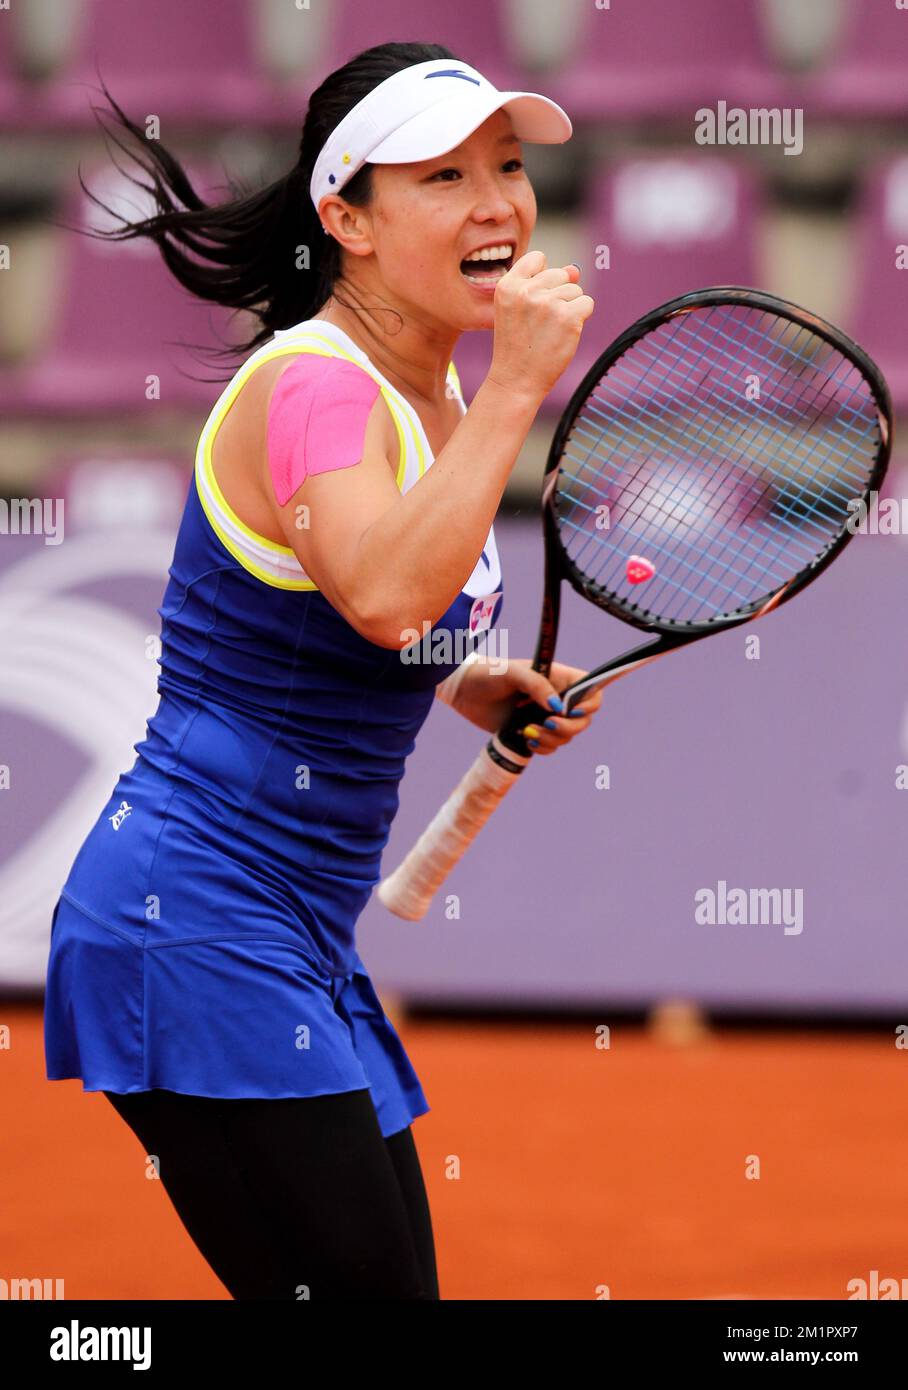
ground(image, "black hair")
xmin=60 ymin=42 xmax=459 ymax=381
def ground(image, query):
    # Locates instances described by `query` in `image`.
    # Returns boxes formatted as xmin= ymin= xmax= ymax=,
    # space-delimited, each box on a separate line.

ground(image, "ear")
xmin=320 ymin=197 xmax=375 ymax=259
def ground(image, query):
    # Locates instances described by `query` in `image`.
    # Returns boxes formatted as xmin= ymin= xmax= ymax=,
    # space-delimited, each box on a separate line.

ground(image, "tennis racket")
xmin=377 ymin=286 xmax=892 ymax=921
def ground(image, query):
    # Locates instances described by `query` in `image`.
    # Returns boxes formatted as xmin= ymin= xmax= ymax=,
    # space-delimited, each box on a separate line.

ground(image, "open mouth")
xmin=459 ymin=243 xmax=515 ymax=286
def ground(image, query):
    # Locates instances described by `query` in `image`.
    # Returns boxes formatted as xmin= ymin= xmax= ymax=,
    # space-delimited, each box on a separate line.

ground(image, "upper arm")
xmin=260 ymin=353 xmax=404 ymax=642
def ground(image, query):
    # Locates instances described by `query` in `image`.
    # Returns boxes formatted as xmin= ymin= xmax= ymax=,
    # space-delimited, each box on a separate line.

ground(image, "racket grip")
xmin=377 ymin=738 xmax=528 ymax=920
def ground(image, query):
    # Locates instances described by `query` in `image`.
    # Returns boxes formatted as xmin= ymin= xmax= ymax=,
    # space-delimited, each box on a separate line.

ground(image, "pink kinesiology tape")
xmin=266 ymin=354 xmax=381 ymax=506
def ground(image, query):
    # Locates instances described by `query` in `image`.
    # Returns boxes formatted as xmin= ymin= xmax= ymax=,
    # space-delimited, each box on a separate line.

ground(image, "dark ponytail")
xmin=62 ymin=42 xmax=459 ymax=380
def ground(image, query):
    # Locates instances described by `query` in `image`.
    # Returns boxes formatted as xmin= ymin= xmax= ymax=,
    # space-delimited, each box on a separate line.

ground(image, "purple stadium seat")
xmin=0 ymin=41 xmax=16 ymax=123
xmin=0 ymin=14 xmax=34 ymax=128
xmin=453 ymin=155 xmax=762 ymax=414
xmin=548 ymin=0 xmax=788 ymax=120
xmin=25 ymin=0 xmax=279 ymax=128
xmin=0 ymin=162 xmax=236 ymax=416
xmin=848 ymin=157 xmax=908 ymax=414
xmin=555 ymin=154 xmax=761 ymax=413
xmin=805 ymin=0 xmax=908 ymax=118
xmin=320 ymin=0 xmax=517 ymax=89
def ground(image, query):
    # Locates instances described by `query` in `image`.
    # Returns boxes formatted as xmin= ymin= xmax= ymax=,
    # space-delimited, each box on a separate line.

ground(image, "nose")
xmin=468 ymin=170 xmax=517 ymax=227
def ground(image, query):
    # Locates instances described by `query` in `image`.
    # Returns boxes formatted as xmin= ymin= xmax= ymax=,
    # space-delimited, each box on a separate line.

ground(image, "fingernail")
xmin=569 ymin=708 xmax=585 ymax=717
xmin=543 ymin=718 xmax=557 ymax=729
xmin=527 ymin=739 xmax=540 ymax=748
xmin=547 ymin=694 xmax=564 ymax=712
xmin=523 ymin=724 xmax=541 ymax=739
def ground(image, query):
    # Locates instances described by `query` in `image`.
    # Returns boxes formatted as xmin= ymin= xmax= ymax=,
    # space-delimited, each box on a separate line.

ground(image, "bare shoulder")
xmin=210 ymin=350 xmax=399 ymax=545
xmin=256 ymin=350 xmax=399 ymax=473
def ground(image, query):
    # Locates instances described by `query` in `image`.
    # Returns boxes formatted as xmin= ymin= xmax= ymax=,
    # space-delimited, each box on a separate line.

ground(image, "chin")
xmin=428 ymin=279 xmax=497 ymax=335
xmin=459 ymin=289 xmax=496 ymax=331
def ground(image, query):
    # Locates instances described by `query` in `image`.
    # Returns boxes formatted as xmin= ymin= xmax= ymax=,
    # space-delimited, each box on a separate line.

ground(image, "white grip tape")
xmin=377 ymin=743 xmax=524 ymax=920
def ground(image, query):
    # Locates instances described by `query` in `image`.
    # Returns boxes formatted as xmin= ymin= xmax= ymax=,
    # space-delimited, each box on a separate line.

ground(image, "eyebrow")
xmin=421 ymin=133 xmax=521 ymax=171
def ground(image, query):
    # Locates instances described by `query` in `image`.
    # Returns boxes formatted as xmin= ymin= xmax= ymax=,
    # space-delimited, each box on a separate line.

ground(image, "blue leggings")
xmin=103 ymin=1086 xmax=439 ymax=1300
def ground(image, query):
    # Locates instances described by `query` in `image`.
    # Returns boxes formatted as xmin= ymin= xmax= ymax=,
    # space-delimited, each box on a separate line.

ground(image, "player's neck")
xmin=313 ymin=286 xmax=459 ymax=410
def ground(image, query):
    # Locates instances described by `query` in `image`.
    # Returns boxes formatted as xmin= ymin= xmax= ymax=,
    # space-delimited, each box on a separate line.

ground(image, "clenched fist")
xmin=486 ymin=250 xmax=595 ymax=401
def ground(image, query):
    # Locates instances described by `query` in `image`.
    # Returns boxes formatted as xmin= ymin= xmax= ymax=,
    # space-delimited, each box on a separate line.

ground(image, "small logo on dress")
xmin=109 ymin=801 xmax=133 ymax=831
xmin=469 ymin=592 xmax=501 ymax=635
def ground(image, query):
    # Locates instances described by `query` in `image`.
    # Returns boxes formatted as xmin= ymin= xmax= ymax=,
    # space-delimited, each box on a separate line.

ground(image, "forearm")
xmin=435 ymin=648 xmax=482 ymax=709
xmin=352 ymin=379 xmax=539 ymax=645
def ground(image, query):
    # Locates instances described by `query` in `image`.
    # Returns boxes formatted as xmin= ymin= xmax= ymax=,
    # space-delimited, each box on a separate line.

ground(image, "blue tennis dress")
xmin=43 ymin=318 xmax=504 ymax=1138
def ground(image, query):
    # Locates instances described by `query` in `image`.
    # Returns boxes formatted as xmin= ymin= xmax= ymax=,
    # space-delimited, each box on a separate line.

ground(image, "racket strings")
xmin=555 ymin=303 xmax=882 ymax=625
xmin=564 ymin=341 xmax=855 ymax=580
xmin=578 ymin=306 xmax=875 ymax=530
xmin=577 ymin=311 xmax=872 ymax=539
xmin=561 ymin=319 xmax=862 ymax=608
xmin=593 ymin=304 xmax=875 ymax=487
xmin=561 ymin=417 xmax=817 ymax=616
xmin=621 ymin=314 xmax=875 ymax=615
xmin=564 ymin=412 xmax=847 ymax=621
xmin=673 ymin=308 xmax=875 ymax=504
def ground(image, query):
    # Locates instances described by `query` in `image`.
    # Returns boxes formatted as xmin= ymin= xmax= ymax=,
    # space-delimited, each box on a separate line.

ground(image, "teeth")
xmin=463 ymin=267 xmax=507 ymax=284
xmin=463 ymin=244 xmax=514 ymax=263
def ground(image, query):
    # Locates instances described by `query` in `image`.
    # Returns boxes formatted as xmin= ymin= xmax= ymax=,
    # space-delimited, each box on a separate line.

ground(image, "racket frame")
xmin=489 ymin=285 xmax=893 ymax=769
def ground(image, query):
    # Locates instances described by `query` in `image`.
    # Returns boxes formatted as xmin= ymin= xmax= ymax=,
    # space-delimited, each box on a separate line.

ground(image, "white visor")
xmin=310 ymin=57 xmax=572 ymax=214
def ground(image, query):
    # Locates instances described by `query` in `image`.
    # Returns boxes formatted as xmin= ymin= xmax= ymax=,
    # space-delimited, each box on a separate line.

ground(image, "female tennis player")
xmin=43 ymin=41 xmax=602 ymax=1300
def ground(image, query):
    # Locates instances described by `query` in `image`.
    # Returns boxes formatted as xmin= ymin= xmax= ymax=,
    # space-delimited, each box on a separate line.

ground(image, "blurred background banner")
xmin=0 ymin=454 xmax=186 ymax=984
xmin=2 ymin=0 xmax=907 ymax=1009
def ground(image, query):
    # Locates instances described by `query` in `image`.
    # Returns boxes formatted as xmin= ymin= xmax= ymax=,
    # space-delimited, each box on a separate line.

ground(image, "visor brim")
xmin=367 ymin=88 xmax=572 ymax=166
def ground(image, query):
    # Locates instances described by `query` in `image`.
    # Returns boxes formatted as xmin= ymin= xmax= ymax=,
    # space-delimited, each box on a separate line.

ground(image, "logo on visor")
xmin=424 ymin=69 xmax=481 ymax=85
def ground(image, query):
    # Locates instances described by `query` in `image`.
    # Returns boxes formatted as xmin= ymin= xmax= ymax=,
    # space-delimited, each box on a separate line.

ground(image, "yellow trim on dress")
xmin=197 ymin=335 xmax=461 ymax=590
xmin=447 ymin=358 xmax=462 ymax=396
xmin=194 ymin=477 xmax=318 ymax=590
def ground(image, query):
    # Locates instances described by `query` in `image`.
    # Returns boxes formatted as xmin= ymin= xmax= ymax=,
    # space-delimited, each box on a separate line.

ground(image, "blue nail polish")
xmin=547 ymin=694 xmax=564 ymax=712
xmin=543 ymin=718 xmax=557 ymax=729
xmin=569 ymin=708 xmax=585 ymax=717
xmin=527 ymin=739 xmax=539 ymax=748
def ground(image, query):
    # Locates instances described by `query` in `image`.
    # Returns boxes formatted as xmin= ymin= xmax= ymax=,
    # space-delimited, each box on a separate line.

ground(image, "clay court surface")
xmin=3 ymin=1003 xmax=906 ymax=1300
